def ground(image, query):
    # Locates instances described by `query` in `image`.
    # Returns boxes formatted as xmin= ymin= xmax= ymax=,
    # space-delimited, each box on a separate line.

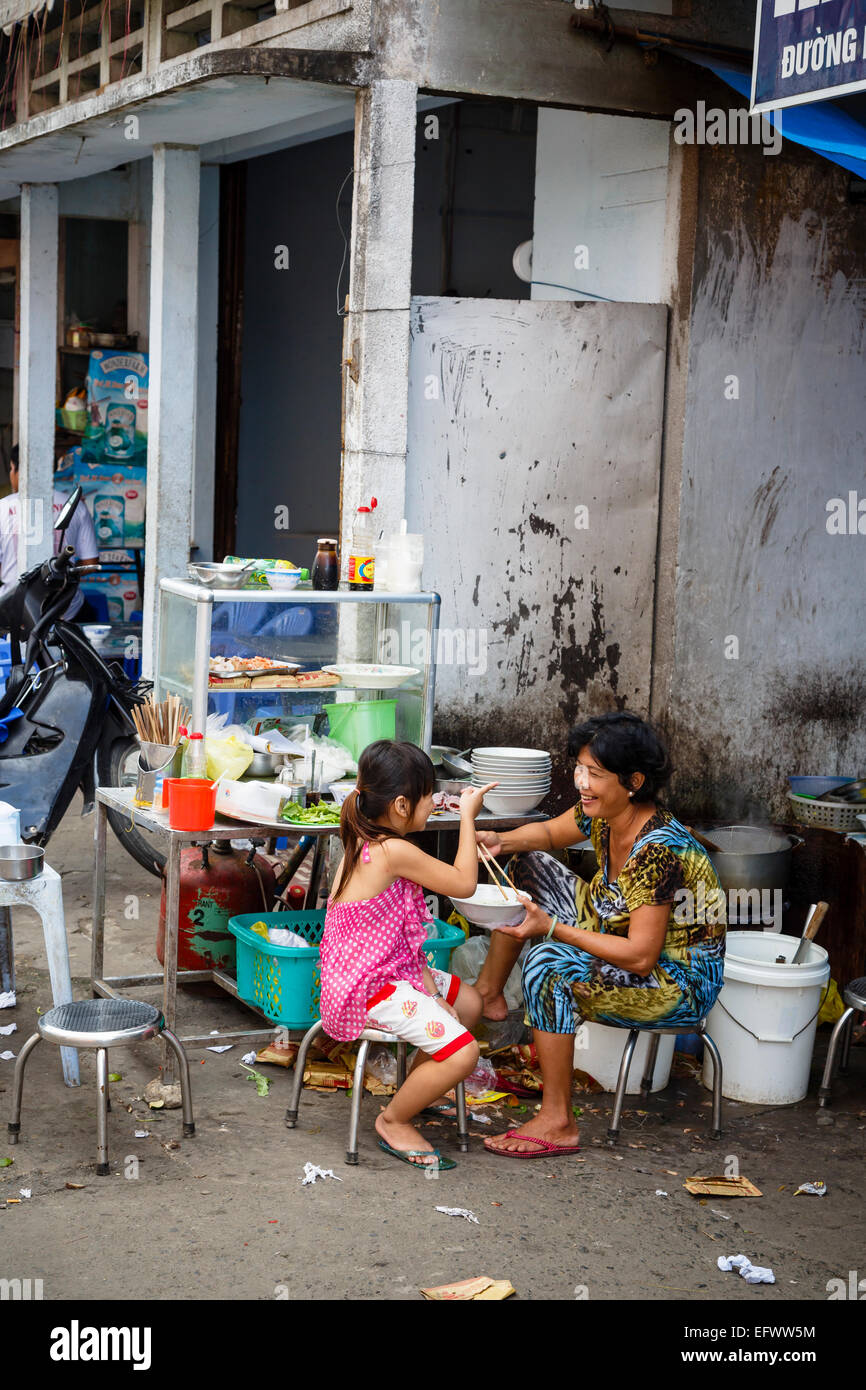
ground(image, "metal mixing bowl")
xmin=187 ymin=562 xmax=251 ymax=590
xmin=246 ymin=749 xmax=287 ymax=778
xmin=0 ymin=845 xmax=45 ymax=881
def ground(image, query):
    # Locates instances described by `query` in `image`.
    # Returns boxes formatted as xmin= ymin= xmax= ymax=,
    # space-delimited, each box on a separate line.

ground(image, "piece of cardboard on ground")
xmin=420 ymin=1275 xmax=515 ymax=1300
xmin=684 ymin=1175 xmax=762 ymax=1198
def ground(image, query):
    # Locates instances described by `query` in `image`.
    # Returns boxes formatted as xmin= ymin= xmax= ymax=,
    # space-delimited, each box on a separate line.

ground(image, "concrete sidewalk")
xmin=0 ymin=799 xmax=863 ymax=1302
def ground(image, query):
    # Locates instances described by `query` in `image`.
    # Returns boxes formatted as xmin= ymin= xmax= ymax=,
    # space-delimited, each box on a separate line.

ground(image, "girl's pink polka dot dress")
xmin=320 ymin=859 xmax=433 ymax=1042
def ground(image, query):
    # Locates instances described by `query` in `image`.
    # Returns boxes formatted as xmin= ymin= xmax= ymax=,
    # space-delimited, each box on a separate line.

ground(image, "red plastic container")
xmin=168 ymin=778 xmax=217 ymax=831
xmin=161 ymin=777 xmax=184 ymax=811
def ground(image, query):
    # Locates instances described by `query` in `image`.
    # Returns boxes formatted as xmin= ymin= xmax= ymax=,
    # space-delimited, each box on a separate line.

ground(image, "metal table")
xmin=92 ymin=786 xmax=545 ymax=1082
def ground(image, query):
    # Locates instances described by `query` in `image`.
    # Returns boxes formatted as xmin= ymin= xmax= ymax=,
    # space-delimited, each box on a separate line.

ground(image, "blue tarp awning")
xmin=677 ymin=54 xmax=866 ymax=181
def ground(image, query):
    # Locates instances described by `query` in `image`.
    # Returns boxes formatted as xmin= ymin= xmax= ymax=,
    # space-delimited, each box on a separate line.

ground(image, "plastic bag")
xmin=818 ymin=978 xmax=845 ymax=1026
xmin=365 ymin=1045 xmax=398 ymax=1088
xmin=449 ymin=933 xmax=528 ymax=1011
xmin=205 ymin=734 xmax=254 ymax=782
xmin=464 ymin=1056 xmax=498 ymax=1098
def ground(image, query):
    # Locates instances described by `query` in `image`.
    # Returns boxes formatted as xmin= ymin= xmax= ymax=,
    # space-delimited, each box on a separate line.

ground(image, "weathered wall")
xmin=406 ymin=296 xmax=668 ymax=790
xmin=666 ymin=136 xmax=866 ymax=823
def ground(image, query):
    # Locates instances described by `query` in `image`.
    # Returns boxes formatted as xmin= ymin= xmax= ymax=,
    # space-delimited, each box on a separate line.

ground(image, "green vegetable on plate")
xmin=279 ymin=800 xmax=342 ymax=825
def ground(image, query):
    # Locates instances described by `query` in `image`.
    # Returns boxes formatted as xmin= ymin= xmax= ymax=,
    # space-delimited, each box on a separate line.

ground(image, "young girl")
xmin=320 ymin=739 xmax=494 ymax=1172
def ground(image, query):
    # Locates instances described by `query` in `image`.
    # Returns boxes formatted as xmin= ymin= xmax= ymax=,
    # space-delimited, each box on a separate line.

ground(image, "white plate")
xmin=473 ymin=746 xmax=550 ymax=760
xmin=321 ymin=663 xmax=419 ymax=690
xmin=215 ymin=803 xmax=289 ymax=832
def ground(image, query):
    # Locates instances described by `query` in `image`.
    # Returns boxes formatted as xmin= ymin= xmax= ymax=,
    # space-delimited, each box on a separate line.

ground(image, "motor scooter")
xmin=0 ymin=487 xmax=163 ymax=875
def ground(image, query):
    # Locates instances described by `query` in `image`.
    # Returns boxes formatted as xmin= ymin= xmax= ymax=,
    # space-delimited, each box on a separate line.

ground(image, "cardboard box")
xmin=56 ymin=454 xmax=146 ymax=550
xmin=85 ymin=350 xmax=149 ymax=456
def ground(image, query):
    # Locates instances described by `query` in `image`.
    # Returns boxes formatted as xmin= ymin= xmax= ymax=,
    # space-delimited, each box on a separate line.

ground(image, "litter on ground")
xmin=717 ymin=1254 xmax=775 ymax=1285
xmin=794 ymin=1180 xmax=827 ymax=1197
xmin=420 ymin=1275 xmax=515 ymax=1300
xmin=300 ymin=1162 xmax=343 ymax=1185
xmin=435 ymin=1206 xmax=479 ymax=1224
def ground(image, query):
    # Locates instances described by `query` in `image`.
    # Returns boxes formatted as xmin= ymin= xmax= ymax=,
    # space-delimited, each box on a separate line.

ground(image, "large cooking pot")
xmin=695 ymin=824 xmax=802 ymax=893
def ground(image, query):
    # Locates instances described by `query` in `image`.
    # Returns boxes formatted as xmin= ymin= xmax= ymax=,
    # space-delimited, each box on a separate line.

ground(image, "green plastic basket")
xmin=227 ymin=911 xmax=465 ymax=1030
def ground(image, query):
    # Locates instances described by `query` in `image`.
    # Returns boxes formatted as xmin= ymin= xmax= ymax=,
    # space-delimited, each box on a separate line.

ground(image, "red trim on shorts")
xmin=445 ymin=973 xmax=461 ymax=1006
xmin=366 ymin=983 xmax=397 ymax=1010
xmin=431 ymin=1029 xmax=474 ymax=1062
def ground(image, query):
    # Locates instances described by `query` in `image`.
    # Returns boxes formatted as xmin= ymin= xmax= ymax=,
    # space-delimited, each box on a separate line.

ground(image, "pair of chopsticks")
xmin=477 ymin=842 xmax=519 ymax=900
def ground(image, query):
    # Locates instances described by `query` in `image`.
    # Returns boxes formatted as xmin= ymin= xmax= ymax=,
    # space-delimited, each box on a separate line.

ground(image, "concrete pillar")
xmin=342 ymin=79 xmax=417 ymax=564
xmin=193 ymin=165 xmax=219 ymax=563
xmin=142 ymin=145 xmax=200 ymax=678
xmin=18 ymin=184 xmax=59 ymax=573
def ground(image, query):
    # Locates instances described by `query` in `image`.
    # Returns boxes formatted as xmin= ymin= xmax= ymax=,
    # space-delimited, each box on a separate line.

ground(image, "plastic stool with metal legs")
xmin=606 ymin=1019 xmax=723 ymax=1146
xmin=286 ymin=1018 xmax=470 ymax=1164
xmin=7 ymin=998 xmax=194 ymax=1175
xmin=817 ymin=976 xmax=866 ymax=1108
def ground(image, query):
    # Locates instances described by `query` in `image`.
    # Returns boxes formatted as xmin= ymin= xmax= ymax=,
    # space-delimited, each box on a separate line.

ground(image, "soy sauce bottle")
xmin=312 ymin=538 xmax=339 ymax=591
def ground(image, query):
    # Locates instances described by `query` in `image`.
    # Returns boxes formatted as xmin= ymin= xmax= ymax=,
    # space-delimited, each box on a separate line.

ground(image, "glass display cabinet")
xmin=155 ymin=580 xmax=441 ymax=752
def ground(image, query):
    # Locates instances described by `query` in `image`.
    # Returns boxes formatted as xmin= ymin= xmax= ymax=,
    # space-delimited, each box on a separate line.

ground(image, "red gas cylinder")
xmin=157 ymin=841 xmax=278 ymax=972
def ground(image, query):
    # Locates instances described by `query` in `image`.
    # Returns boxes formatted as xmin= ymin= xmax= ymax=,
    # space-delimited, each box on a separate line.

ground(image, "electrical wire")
xmin=531 ymin=279 xmax=615 ymax=302
xmin=334 ymin=166 xmax=353 ymax=318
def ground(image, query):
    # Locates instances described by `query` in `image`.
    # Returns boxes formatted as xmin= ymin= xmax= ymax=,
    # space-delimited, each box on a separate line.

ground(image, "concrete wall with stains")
xmin=406 ymin=296 xmax=668 ymax=789
xmin=665 ymin=135 xmax=866 ymax=823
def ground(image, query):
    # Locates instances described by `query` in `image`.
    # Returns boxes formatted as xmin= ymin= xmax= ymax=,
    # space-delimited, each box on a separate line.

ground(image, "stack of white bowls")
xmin=471 ymin=746 xmax=552 ymax=815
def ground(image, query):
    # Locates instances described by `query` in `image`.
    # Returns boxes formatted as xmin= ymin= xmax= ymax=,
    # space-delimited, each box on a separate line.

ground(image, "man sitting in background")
xmin=0 ymin=445 xmax=99 ymax=621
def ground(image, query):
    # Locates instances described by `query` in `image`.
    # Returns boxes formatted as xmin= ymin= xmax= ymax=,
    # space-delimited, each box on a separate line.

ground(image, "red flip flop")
xmin=483 ymin=1133 xmax=581 ymax=1159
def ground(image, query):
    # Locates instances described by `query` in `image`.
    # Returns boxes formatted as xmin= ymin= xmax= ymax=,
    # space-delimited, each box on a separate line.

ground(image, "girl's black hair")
xmin=567 ymin=712 xmax=672 ymax=804
xmin=337 ymin=739 xmax=436 ymax=891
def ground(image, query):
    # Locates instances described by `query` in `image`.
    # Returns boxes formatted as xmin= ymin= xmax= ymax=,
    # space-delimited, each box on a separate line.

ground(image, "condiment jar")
xmin=312 ymin=538 xmax=339 ymax=591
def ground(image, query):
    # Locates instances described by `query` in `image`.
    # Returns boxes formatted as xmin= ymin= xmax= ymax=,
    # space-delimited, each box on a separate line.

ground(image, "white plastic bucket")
xmin=702 ymin=931 xmax=830 ymax=1104
xmin=574 ymin=1021 xmax=675 ymax=1094
xmin=0 ymin=801 xmax=21 ymax=846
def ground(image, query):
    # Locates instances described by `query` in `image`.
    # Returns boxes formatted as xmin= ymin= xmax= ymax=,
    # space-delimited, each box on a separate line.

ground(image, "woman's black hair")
xmin=567 ymin=712 xmax=672 ymax=804
xmin=337 ymin=739 xmax=436 ymax=892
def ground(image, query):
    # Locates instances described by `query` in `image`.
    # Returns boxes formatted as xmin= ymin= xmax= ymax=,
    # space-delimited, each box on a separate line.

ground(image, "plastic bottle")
xmin=182 ymin=731 xmax=207 ymax=779
xmin=348 ymin=497 xmax=378 ymax=591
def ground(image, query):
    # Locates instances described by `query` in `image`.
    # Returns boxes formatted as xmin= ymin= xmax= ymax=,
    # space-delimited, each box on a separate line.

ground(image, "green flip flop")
xmin=377 ymin=1139 xmax=457 ymax=1171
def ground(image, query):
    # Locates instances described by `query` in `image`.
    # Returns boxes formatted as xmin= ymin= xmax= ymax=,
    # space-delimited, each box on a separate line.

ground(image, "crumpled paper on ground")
xmin=300 ymin=1163 xmax=342 ymax=1186
xmin=718 ymin=1254 xmax=775 ymax=1285
xmin=436 ymin=1206 xmax=479 ymax=1224
xmin=794 ymin=1180 xmax=827 ymax=1197
xmin=0 ymin=990 xmax=15 ymax=1009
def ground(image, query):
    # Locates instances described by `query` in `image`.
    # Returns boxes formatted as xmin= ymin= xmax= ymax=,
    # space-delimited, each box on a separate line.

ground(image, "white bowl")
xmin=475 ymin=767 xmax=547 ymax=778
xmin=472 ymin=780 xmax=550 ymax=792
xmin=264 ymin=569 xmax=302 ymax=590
xmin=329 ymin=782 xmax=356 ymax=805
xmin=483 ymin=790 xmax=548 ymax=814
xmin=450 ymin=884 xmax=531 ymax=928
xmin=472 ymin=771 xmax=551 ymax=782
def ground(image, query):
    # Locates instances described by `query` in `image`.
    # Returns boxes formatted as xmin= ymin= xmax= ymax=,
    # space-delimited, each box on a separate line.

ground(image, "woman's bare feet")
xmin=375 ymin=1108 xmax=438 ymax=1167
xmin=483 ymin=1110 xmax=579 ymax=1155
xmin=476 ymin=985 xmax=509 ymax=1021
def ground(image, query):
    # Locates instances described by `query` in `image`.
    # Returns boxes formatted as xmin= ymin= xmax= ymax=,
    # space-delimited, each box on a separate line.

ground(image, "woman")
xmin=475 ymin=712 xmax=725 ymax=1159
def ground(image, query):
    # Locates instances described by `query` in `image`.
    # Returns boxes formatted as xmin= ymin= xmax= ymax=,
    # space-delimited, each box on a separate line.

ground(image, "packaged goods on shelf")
xmin=56 ymin=453 xmax=146 ymax=550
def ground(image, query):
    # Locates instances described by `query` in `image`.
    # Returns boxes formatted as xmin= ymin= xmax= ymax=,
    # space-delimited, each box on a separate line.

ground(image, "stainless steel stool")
xmin=7 ymin=998 xmax=194 ymax=1175
xmin=285 ymin=1019 xmax=470 ymax=1164
xmin=818 ymin=977 xmax=866 ymax=1108
xmin=605 ymin=1019 xmax=723 ymax=1145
